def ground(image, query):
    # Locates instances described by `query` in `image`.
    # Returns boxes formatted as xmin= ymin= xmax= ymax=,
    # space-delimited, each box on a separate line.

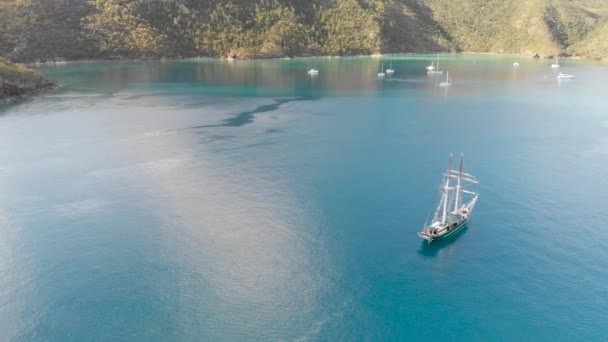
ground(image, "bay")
xmin=1 ymin=55 xmax=608 ymax=340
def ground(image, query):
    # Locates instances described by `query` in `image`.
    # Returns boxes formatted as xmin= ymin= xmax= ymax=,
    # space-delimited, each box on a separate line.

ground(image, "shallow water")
xmin=1 ymin=55 xmax=608 ymax=340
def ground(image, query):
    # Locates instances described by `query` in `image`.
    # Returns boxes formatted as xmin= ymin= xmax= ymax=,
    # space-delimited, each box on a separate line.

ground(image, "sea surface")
xmin=1 ymin=55 xmax=608 ymax=341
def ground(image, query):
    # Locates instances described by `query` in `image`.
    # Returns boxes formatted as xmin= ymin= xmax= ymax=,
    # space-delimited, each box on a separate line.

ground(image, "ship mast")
xmin=454 ymin=154 xmax=463 ymax=212
xmin=441 ymin=154 xmax=452 ymax=224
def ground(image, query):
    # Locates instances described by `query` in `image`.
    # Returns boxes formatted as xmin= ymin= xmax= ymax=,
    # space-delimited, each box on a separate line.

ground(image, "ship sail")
xmin=418 ymin=154 xmax=479 ymax=243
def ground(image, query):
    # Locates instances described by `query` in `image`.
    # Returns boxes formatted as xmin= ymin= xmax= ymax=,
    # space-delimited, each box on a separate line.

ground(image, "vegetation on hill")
xmin=569 ymin=19 xmax=608 ymax=58
xmin=0 ymin=57 xmax=55 ymax=102
xmin=0 ymin=0 xmax=607 ymax=62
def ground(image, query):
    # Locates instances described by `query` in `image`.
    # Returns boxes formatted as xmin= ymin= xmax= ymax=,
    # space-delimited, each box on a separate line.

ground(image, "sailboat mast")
xmin=454 ymin=154 xmax=463 ymax=211
xmin=441 ymin=154 xmax=452 ymax=224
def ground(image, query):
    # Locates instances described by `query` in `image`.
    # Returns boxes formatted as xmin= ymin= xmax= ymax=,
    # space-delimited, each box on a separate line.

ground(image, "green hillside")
xmin=1 ymin=0 xmax=607 ymax=62
xmin=569 ymin=19 xmax=608 ymax=59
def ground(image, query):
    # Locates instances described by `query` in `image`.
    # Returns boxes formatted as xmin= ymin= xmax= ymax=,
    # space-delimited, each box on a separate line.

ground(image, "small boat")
xmin=377 ymin=63 xmax=386 ymax=78
xmin=426 ymin=60 xmax=435 ymax=71
xmin=386 ymin=62 xmax=395 ymax=74
xmin=557 ymin=72 xmax=575 ymax=79
xmin=513 ymin=62 xmax=520 ymax=67
xmin=418 ymin=155 xmax=479 ymax=243
xmin=551 ymin=56 xmax=560 ymax=69
xmin=439 ymin=71 xmax=451 ymax=87
xmin=428 ymin=54 xmax=443 ymax=75
xmin=307 ymin=69 xmax=319 ymax=75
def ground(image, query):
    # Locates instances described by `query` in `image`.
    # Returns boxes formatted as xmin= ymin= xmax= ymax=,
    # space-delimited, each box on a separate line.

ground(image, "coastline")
xmin=0 ymin=56 xmax=59 ymax=105
xmin=4 ymin=50 xmax=600 ymax=105
xmin=25 ymin=51 xmax=606 ymax=67
xmin=0 ymin=82 xmax=58 ymax=106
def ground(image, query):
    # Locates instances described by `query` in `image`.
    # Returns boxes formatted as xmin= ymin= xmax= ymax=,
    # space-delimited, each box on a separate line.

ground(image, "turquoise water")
xmin=1 ymin=55 xmax=608 ymax=340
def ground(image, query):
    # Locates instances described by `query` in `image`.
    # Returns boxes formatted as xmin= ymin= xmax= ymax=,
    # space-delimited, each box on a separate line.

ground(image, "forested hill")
xmin=1 ymin=0 xmax=607 ymax=63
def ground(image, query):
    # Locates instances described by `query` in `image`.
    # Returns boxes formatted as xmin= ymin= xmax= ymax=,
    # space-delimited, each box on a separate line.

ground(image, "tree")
xmin=318 ymin=0 xmax=381 ymax=56
xmin=0 ymin=0 xmax=25 ymax=59
xmin=11 ymin=0 xmax=97 ymax=62
xmin=84 ymin=0 xmax=167 ymax=58
xmin=257 ymin=5 xmax=307 ymax=57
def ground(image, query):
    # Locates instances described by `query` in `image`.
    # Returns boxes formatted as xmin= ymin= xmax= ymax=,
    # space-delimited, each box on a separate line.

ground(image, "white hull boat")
xmin=557 ymin=72 xmax=574 ymax=79
xmin=439 ymin=71 xmax=452 ymax=87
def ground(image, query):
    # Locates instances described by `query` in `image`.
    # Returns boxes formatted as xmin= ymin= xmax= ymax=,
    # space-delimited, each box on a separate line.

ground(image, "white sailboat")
xmin=513 ymin=62 xmax=520 ymax=67
xmin=557 ymin=72 xmax=575 ymax=79
xmin=307 ymin=68 xmax=319 ymax=75
xmin=439 ymin=71 xmax=451 ymax=87
xmin=377 ymin=63 xmax=386 ymax=77
xmin=386 ymin=62 xmax=395 ymax=74
xmin=551 ymin=56 xmax=560 ymax=69
xmin=428 ymin=54 xmax=443 ymax=75
xmin=426 ymin=60 xmax=435 ymax=71
xmin=418 ymin=155 xmax=479 ymax=243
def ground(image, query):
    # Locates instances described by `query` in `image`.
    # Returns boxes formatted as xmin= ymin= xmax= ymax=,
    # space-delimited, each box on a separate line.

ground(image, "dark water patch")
xmin=266 ymin=128 xmax=287 ymax=134
xmin=203 ymin=134 xmax=235 ymax=143
xmin=189 ymin=96 xmax=319 ymax=129
xmin=119 ymin=92 xmax=179 ymax=100
xmin=244 ymin=141 xmax=277 ymax=149
xmin=217 ymin=97 xmax=305 ymax=127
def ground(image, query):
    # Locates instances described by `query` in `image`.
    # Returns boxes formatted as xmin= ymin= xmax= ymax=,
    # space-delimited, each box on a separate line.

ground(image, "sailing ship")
xmin=377 ymin=63 xmax=386 ymax=77
xmin=551 ymin=56 xmax=560 ymax=69
xmin=428 ymin=54 xmax=443 ymax=75
xmin=426 ymin=60 xmax=435 ymax=71
xmin=557 ymin=72 xmax=574 ymax=79
xmin=439 ymin=71 xmax=451 ymax=87
xmin=418 ymin=154 xmax=479 ymax=243
xmin=386 ymin=62 xmax=395 ymax=74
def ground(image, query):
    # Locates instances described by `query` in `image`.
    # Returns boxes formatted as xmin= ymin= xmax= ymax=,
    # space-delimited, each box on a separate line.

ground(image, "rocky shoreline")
xmin=0 ymin=56 xmax=58 ymax=105
xmin=0 ymin=79 xmax=57 ymax=105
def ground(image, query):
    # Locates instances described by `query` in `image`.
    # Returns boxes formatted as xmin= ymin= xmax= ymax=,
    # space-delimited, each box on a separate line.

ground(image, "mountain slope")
xmin=569 ymin=19 xmax=608 ymax=59
xmin=420 ymin=0 xmax=607 ymax=55
xmin=0 ymin=0 xmax=607 ymax=61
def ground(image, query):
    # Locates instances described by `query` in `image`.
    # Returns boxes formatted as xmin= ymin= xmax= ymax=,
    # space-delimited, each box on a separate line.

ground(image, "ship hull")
xmin=418 ymin=218 xmax=468 ymax=243
xmin=434 ymin=219 xmax=467 ymax=240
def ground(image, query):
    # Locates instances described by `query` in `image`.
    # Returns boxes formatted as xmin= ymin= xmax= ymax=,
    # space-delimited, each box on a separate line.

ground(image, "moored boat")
xmin=428 ymin=53 xmax=443 ymax=75
xmin=377 ymin=63 xmax=386 ymax=78
xmin=386 ymin=62 xmax=395 ymax=74
xmin=557 ymin=72 xmax=575 ymax=79
xmin=439 ymin=71 xmax=452 ymax=87
xmin=418 ymin=155 xmax=479 ymax=243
